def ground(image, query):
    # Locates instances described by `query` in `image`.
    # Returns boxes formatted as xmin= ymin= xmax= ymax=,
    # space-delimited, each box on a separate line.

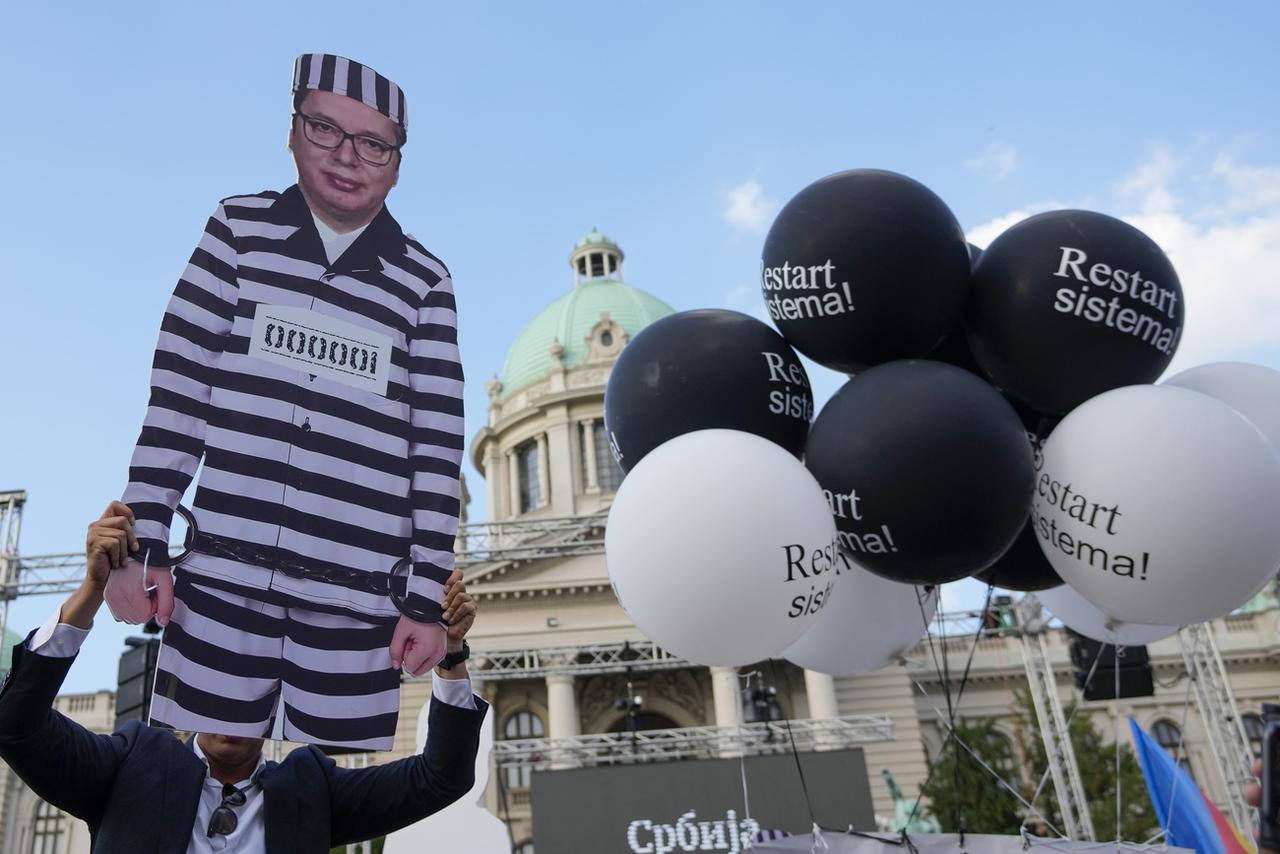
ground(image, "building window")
xmin=517 ymin=441 xmax=540 ymax=513
xmin=514 ymin=842 xmax=535 ymax=854
xmin=502 ymin=710 xmax=545 ymax=790
xmin=593 ymin=424 xmax=624 ymax=493
xmin=1152 ymin=718 xmax=1193 ymax=777
xmin=1242 ymin=713 xmax=1265 ymax=760
xmin=31 ymin=799 xmax=63 ymax=854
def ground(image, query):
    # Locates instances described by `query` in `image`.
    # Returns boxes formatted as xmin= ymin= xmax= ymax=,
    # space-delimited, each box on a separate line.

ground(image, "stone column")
xmin=545 ymin=673 xmax=579 ymax=739
xmin=804 ymin=669 xmax=839 ymax=720
xmin=710 ymin=666 xmax=742 ymax=728
xmin=483 ymin=449 xmax=501 ymax=523
xmin=536 ymin=433 xmax=551 ymax=508
xmin=581 ymin=419 xmax=599 ymax=492
xmin=506 ymin=449 xmax=520 ymax=516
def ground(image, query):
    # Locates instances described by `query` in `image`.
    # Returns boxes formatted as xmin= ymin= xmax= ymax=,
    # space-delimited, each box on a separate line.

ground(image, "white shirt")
xmin=28 ymin=611 xmax=477 ymax=852
xmin=189 ymin=739 xmax=267 ymax=853
xmin=311 ymin=212 xmax=369 ymax=264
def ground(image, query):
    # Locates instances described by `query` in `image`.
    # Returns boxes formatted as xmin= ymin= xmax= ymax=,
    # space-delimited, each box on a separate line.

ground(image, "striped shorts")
xmin=148 ymin=570 xmax=402 ymax=751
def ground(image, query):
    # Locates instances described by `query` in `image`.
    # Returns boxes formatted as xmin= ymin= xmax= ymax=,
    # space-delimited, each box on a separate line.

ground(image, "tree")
xmin=1015 ymin=689 xmax=1157 ymax=842
xmin=920 ymin=717 xmax=1025 ymax=834
xmin=919 ymin=692 xmax=1157 ymax=841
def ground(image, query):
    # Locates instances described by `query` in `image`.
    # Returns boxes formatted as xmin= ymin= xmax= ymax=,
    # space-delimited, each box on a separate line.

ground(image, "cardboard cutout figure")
xmin=111 ymin=54 xmax=463 ymax=750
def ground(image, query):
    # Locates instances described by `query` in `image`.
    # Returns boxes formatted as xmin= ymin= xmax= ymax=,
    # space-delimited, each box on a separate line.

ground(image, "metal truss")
xmin=472 ymin=639 xmax=684 ymax=680
xmin=1178 ymin=621 xmax=1257 ymax=839
xmin=455 ymin=511 xmax=607 ymax=565
xmin=0 ymin=511 xmax=610 ymax=603
xmin=1017 ymin=598 xmax=1095 ymax=841
xmin=493 ymin=714 xmax=895 ymax=769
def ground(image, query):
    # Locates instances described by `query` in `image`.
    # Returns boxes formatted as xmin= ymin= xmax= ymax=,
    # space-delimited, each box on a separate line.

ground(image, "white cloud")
xmin=965 ymin=141 xmax=1019 ymax=182
xmin=1115 ymin=141 xmax=1179 ymax=214
xmin=1208 ymin=153 xmax=1280 ymax=216
xmin=723 ymin=180 xmax=776 ymax=234
xmin=966 ymin=143 xmax=1280 ymax=373
xmin=965 ymin=200 xmax=1064 ymax=248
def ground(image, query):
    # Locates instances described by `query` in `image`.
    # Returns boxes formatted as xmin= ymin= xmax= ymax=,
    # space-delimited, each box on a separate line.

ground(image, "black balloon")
xmin=967 ymin=209 xmax=1183 ymax=415
xmin=805 ymin=360 xmax=1034 ymax=585
xmin=926 ymin=240 xmax=1057 ymax=436
xmin=760 ymin=169 xmax=971 ymax=373
xmin=974 ymin=520 xmax=1063 ymax=592
xmin=604 ymin=309 xmax=813 ymax=473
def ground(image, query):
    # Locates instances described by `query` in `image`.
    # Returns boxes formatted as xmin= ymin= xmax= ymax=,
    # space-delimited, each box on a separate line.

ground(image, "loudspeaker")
xmin=1067 ymin=632 xmax=1154 ymax=701
xmin=115 ymin=637 xmax=162 ymax=729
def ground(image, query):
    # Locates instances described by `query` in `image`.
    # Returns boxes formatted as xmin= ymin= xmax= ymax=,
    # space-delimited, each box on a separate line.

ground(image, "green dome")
xmin=1 ymin=627 xmax=21 ymax=677
xmin=501 ymin=277 xmax=675 ymax=398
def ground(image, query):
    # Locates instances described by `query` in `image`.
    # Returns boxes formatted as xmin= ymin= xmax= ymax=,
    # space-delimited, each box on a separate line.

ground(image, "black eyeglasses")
xmin=206 ymin=782 xmax=249 ymax=838
xmin=294 ymin=112 xmax=400 ymax=166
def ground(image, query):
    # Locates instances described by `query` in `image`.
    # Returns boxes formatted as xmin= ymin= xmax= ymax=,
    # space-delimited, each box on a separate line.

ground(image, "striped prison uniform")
xmin=122 ymin=185 xmax=463 ymax=746
xmin=150 ymin=570 xmax=404 ymax=750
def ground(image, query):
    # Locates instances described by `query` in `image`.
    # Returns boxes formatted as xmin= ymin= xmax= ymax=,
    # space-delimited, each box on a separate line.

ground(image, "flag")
xmin=1128 ymin=717 xmax=1254 ymax=854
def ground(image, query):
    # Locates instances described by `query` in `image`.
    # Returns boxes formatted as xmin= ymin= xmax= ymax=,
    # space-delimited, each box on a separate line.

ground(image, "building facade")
xmin=2 ymin=231 xmax=1277 ymax=852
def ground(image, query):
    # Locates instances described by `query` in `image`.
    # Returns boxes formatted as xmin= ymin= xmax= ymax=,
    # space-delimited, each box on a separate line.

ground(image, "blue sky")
xmin=4 ymin=2 xmax=1279 ymax=693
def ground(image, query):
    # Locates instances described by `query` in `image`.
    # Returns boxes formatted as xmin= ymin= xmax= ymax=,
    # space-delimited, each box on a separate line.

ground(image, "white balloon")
xmin=1163 ymin=361 xmax=1280 ymax=449
xmin=784 ymin=562 xmax=938 ymax=676
xmin=606 ymin=429 xmax=839 ymax=666
xmin=1034 ymin=585 xmax=1177 ymax=647
xmin=1035 ymin=384 xmax=1280 ymax=626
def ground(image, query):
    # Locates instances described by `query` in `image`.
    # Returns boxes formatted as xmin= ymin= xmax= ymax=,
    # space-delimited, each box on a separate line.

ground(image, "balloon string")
xmin=903 ymin=584 xmax=992 ymax=835
xmin=768 ymin=658 xmax=819 ymax=833
xmin=737 ymin=669 xmax=754 ymax=825
xmin=1153 ymin=636 xmax=1196 ymax=844
xmin=949 ymin=583 xmax=995 ymax=846
xmin=1114 ymin=644 xmax=1122 ymax=842
xmin=911 ymin=674 xmax=1067 ymax=839
xmin=906 ymin=586 xmax=949 ymax=831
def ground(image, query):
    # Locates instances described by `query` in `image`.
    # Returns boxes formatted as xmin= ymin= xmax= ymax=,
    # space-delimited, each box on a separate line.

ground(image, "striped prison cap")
xmin=292 ymin=53 xmax=408 ymax=135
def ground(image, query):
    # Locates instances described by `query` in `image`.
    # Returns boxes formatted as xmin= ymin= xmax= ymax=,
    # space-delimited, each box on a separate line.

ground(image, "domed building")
xmin=380 ymin=230 xmax=1280 ymax=852
xmin=385 ymin=230 xmax=928 ymax=851
xmin=473 ymin=228 xmax=674 ymax=523
xmin=2 ymin=234 xmax=1275 ymax=853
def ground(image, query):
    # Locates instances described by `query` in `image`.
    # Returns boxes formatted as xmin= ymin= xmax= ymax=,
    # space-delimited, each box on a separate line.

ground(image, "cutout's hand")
xmin=389 ymin=617 xmax=447 ymax=677
xmin=103 ymin=559 xmax=157 ymax=624
xmin=103 ymin=562 xmax=174 ymax=626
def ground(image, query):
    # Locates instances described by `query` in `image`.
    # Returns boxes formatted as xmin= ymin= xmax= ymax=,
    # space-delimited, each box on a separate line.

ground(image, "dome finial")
xmin=570 ymin=228 xmax=625 ymax=286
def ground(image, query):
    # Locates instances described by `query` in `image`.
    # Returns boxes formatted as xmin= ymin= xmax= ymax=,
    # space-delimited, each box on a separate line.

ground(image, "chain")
xmin=138 ymin=505 xmax=438 ymax=622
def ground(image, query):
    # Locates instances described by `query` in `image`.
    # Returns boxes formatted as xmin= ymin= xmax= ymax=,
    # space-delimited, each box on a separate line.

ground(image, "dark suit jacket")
xmin=0 ymin=633 xmax=488 ymax=853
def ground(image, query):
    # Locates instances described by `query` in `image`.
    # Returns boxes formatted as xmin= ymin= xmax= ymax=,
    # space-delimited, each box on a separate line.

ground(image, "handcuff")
xmin=131 ymin=504 xmax=444 ymax=623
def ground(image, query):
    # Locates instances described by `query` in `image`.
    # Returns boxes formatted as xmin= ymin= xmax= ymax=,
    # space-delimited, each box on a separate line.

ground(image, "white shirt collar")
xmin=191 ymin=737 xmax=267 ymax=790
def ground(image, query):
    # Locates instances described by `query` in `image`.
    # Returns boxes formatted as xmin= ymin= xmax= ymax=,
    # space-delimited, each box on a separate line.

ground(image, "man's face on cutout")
xmin=289 ymin=89 xmax=401 ymax=230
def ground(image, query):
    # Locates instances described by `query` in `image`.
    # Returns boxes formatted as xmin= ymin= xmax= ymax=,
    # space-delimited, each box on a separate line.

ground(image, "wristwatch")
xmin=437 ymin=641 xmax=470 ymax=672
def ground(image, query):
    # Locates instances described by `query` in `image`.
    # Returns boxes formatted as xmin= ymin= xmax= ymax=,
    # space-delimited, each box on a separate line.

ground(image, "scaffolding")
xmin=1178 ymin=621 xmax=1258 ymax=840
xmin=0 ymin=499 xmax=608 ymax=641
xmin=493 ymin=714 xmax=895 ymax=769
xmin=1016 ymin=597 xmax=1096 ymax=842
xmin=466 ymin=639 xmax=683 ymax=681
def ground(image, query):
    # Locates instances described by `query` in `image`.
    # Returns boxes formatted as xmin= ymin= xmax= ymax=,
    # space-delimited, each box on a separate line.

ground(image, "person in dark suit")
xmin=0 ymin=502 xmax=487 ymax=853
